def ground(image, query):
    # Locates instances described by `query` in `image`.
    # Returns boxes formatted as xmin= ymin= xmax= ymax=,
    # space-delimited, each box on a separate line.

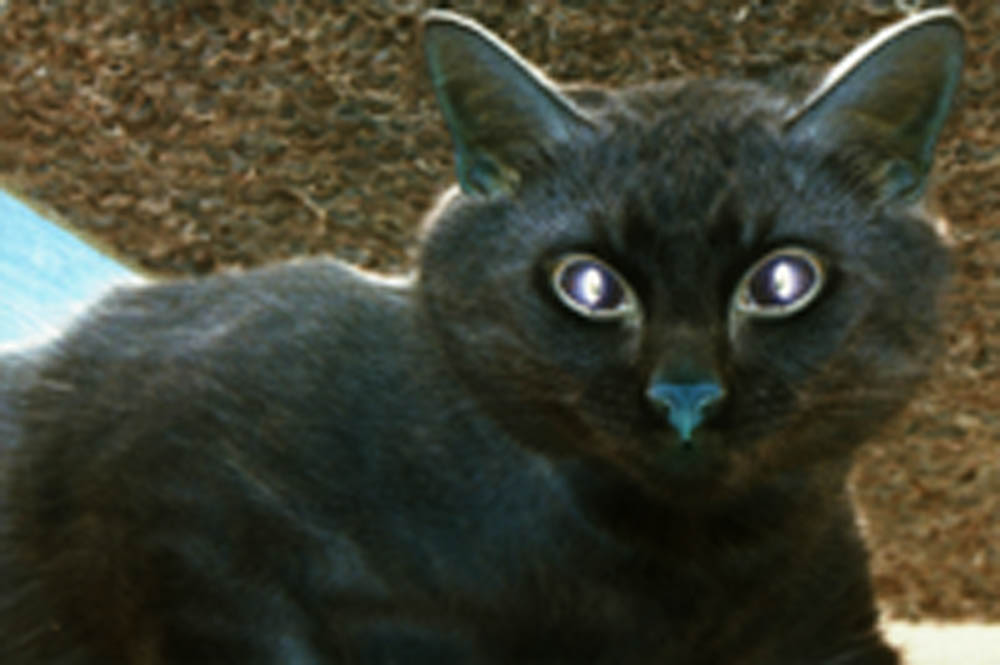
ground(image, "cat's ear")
xmin=422 ymin=10 xmax=595 ymax=197
xmin=784 ymin=9 xmax=964 ymax=201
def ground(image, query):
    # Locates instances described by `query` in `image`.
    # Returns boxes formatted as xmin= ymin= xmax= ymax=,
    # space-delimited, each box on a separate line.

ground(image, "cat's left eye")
xmin=551 ymin=254 xmax=639 ymax=321
xmin=734 ymin=247 xmax=825 ymax=318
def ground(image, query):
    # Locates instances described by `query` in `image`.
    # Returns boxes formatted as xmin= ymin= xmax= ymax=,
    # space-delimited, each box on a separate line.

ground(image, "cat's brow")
xmin=585 ymin=203 xmax=621 ymax=253
xmin=616 ymin=192 xmax=666 ymax=259
xmin=705 ymin=186 xmax=742 ymax=244
xmin=706 ymin=182 xmax=777 ymax=251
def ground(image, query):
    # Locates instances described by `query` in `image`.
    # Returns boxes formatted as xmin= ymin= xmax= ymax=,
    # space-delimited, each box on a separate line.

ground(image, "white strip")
xmin=884 ymin=621 xmax=1000 ymax=665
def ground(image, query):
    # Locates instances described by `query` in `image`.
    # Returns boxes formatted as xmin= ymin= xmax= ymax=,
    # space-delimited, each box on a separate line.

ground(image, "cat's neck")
xmin=558 ymin=456 xmax=853 ymax=554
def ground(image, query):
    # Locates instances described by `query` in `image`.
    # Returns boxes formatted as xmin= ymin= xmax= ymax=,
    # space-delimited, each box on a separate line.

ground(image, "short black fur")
xmin=0 ymin=9 xmax=964 ymax=664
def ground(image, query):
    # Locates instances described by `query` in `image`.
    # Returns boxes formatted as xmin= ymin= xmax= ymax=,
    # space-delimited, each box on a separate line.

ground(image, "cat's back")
xmin=0 ymin=257 xmax=459 ymax=663
xmin=52 ymin=255 xmax=414 ymax=364
xmin=18 ymin=256 xmax=417 ymax=421
xmin=0 ymin=256 xmax=596 ymax=665
xmin=3 ymin=256 xmax=440 ymax=493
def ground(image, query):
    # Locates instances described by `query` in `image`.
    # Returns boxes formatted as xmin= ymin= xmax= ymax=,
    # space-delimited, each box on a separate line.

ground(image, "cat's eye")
xmin=734 ymin=247 xmax=825 ymax=318
xmin=551 ymin=254 xmax=639 ymax=321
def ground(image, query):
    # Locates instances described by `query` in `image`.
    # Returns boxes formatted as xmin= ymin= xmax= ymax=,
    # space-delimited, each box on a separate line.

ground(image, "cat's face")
xmin=417 ymin=11 xmax=962 ymax=499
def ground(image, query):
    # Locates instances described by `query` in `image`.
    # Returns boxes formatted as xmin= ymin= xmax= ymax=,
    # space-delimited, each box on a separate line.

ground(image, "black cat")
xmin=0 ymin=8 xmax=964 ymax=664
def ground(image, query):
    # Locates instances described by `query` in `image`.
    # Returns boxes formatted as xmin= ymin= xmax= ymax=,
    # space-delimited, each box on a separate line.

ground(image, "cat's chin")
xmin=561 ymin=431 xmax=773 ymax=537
xmin=619 ymin=430 xmax=746 ymax=501
xmin=651 ymin=436 xmax=726 ymax=480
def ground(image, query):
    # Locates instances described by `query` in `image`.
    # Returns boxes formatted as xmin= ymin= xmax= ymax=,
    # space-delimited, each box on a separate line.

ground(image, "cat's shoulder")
xmin=4 ymin=257 xmax=421 ymax=423
xmin=3 ymin=256 xmax=428 ymax=457
xmin=50 ymin=256 xmax=414 ymax=354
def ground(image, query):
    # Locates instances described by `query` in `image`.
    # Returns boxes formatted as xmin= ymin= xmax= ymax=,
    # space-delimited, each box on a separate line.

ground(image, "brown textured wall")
xmin=0 ymin=1 xmax=996 ymax=621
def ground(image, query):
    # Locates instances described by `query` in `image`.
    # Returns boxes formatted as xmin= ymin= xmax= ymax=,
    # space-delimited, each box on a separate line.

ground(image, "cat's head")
xmin=416 ymin=10 xmax=963 ymax=499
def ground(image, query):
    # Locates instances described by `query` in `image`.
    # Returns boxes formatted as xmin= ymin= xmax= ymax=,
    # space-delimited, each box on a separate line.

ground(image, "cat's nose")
xmin=645 ymin=380 xmax=726 ymax=442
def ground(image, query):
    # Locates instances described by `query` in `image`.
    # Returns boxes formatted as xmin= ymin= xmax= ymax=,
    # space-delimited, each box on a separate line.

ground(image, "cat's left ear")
xmin=785 ymin=9 xmax=964 ymax=201
xmin=422 ymin=10 xmax=595 ymax=197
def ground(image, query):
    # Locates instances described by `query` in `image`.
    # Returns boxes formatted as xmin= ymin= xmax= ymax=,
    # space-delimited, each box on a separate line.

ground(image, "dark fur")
xmin=0 ymin=10 xmax=962 ymax=665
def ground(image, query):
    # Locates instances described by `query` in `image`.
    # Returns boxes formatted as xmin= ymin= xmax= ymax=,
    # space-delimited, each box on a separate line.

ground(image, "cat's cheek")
xmin=616 ymin=319 xmax=644 ymax=365
xmin=726 ymin=310 xmax=746 ymax=349
xmin=533 ymin=305 xmax=644 ymax=376
xmin=725 ymin=310 xmax=759 ymax=359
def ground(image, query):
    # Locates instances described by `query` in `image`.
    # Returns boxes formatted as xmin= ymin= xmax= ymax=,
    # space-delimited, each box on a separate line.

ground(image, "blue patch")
xmin=0 ymin=191 xmax=142 ymax=347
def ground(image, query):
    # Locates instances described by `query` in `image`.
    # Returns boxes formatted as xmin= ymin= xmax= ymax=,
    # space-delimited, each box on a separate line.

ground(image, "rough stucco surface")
xmin=0 ymin=1 xmax=996 ymax=622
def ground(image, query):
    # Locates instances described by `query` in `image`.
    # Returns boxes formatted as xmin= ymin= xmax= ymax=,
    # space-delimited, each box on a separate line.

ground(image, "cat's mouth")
xmin=642 ymin=429 xmax=733 ymax=486
xmin=657 ymin=434 xmax=722 ymax=463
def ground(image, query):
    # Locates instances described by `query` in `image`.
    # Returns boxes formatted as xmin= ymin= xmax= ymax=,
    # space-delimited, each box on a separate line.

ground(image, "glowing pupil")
xmin=579 ymin=267 xmax=605 ymax=307
xmin=772 ymin=263 xmax=798 ymax=301
xmin=749 ymin=255 xmax=814 ymax=307
xmin=558 ymin=259 xmax=625 ymax=313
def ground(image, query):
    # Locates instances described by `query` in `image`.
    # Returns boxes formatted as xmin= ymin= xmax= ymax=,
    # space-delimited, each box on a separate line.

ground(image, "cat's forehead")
xmin=581 ymin=81 xmax=790 ymax=188
xmin=568 ymin=80 xmax=796 ymax=240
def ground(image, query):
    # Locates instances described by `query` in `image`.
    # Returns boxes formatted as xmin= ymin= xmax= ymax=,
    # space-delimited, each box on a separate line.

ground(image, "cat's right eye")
xmin=733 ymin=247 xmax=825 ymax=318
xmin=551 ymin=254 xmax=639 ymax=322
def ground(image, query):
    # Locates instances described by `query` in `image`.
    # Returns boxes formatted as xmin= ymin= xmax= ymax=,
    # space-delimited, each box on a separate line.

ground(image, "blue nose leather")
xmin=646 ymin=381 xmax=725 ymax=441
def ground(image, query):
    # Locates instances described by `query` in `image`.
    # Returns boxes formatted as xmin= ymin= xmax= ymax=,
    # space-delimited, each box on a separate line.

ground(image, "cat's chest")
xmin=340 ymin=535 xmax=786 ymax=665
xmin=318 ymin=464 xmax=794 ymax=664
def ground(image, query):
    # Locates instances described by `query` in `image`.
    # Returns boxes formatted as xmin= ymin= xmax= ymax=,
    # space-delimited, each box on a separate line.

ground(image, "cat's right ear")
xmin=784 ymin=9 xmax=964 ymax=202
xmin=422 ymin=10 xmax=595 ymax=197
